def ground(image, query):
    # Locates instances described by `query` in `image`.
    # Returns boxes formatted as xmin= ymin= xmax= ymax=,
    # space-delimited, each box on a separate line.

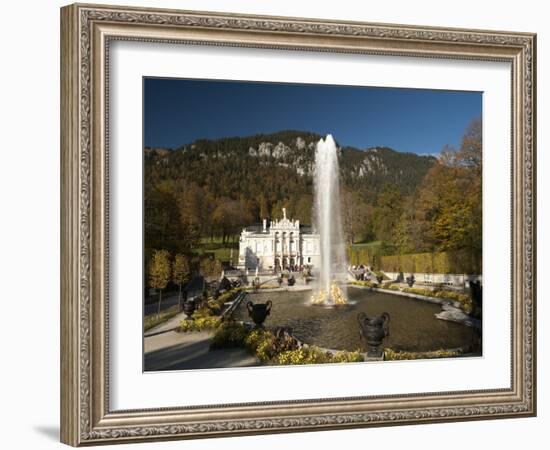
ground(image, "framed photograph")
xmin=60 ymin=3 xmax=536 ymax=446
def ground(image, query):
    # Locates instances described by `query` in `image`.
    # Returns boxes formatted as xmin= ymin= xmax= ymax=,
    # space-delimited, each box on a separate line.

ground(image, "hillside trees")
xmin=371 ymin=184 xmax=404 ymax=243
xmin=144 ymin=182 xmax=198 ymax=254
xmin=176 ymin=181 xmax=215 ymax=239
xmin=341 ymin=188 xmax=373 ymax=244
xmin=270 ymin=193 xmax=314 ymax=225
xmin=392 ymin=195 xmax=424 ymax=254
xmin=400 ymin=118 xmax=482 ymax=256
xmin=211 ymin=197 xmax=254 ymax=243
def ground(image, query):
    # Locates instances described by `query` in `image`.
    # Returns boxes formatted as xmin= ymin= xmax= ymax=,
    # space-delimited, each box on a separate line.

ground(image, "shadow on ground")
xmin=144 ymin=331 xmax=259 ymax=371
xmin=33 ymin=425 xmax=59 ymax=441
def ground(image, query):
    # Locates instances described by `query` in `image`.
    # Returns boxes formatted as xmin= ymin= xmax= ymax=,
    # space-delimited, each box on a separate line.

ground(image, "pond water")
xmin=232 ymin=287 xmax=481 ymax=354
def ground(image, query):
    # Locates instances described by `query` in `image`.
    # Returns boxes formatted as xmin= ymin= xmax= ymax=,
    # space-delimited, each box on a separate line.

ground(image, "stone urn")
xmin=470 ymin=280 xmax=482 ymax=318
xmin=182 ymin=299 xmax=196 ymax=321
xmin=358 ymin=312 xmax=390 ymax=357
xmin=247 ymin=300 xmax=272 ymax=327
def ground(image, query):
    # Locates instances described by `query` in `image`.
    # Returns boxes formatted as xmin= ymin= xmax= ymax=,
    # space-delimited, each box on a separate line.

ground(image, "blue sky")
xmin=144 ymin=78 xmax=482 ymax=155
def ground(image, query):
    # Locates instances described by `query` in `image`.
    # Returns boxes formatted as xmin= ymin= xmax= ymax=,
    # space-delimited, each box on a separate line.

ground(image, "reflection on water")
xmin=233 ymin=287 xmax=481 ymax=354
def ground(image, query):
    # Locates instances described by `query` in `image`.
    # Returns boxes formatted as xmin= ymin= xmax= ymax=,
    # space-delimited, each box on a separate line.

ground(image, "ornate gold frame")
xmin=60 ymin=3 xmax=536 ymax=446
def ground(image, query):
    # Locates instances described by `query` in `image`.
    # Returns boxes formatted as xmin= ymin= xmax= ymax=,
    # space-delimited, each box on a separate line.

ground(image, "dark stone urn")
xmin=247 ymin=300 xmax=272 ymax=328
xmin=358 ymin=312 xmax=390 ymax=357
xmin=182 ymin=298 xmax=196 ymax=321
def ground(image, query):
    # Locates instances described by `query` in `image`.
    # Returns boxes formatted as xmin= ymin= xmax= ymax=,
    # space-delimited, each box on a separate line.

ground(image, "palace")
xmin=238 ymin=208 xmax=320 ymax=271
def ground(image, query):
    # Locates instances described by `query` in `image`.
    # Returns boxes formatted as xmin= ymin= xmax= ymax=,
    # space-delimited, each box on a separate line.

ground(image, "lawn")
xmin=350 ymin=240 xmax=382 ymax=250
xmin=194 ymin=236 xmax=239 ymax=265
xmin=144 ymin=305 xmax=180 ymax=331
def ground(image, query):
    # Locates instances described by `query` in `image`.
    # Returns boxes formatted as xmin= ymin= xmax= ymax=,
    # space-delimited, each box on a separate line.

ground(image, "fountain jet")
xmin=311 ymin=135 xmax=348 ymax=306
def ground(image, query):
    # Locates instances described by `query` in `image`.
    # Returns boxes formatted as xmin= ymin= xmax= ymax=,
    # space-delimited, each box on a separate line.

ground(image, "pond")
xmin=232 ymin=287 xmax=481 ymax=354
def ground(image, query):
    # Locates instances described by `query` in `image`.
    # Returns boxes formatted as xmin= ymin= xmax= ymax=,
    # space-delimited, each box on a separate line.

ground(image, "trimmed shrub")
xmin=351 ymin=280 xmax=378 ymax=288
xmin=379 ymin=249 xmax=481 ymax=274
xmin=210 ymin=322 xmax=249 ymax=349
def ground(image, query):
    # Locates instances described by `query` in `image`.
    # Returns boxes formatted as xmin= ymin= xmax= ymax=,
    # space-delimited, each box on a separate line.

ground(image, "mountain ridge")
xmin=144 ymin=130 xmax=437 ymax=200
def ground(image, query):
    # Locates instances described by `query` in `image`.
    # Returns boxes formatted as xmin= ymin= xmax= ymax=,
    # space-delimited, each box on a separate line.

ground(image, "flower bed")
xmin=178 ymin=315 xmax=221 ymax=332
xmin=210 ymin=322 xmax=364 ymax=366
xmin=176 ymin=288 xmax=244 ymax=332
xmin=277 ymin=347 xmax=364 ymax=365
xmin=384 ymin=348 xmax=463 ymax=361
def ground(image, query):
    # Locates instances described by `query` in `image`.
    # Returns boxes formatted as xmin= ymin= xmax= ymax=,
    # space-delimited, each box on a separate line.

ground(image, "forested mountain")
xmin=144 ymin=130 xmax=436 ymax=232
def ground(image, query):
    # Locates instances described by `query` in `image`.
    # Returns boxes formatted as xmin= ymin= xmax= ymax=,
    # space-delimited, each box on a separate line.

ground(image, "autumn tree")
xmin=341 ymin=188 xmax=372 ymax=244
xmin=450 ymin=118 xmax=482 ymax=254
xmin=144 ymin=180 xmax=200 ymax=262
xmin=199 ymin=257 xmax=223 ymax=279
xmin=371 ymin=184 xmax=404 ymax=243
xmin=211 ymin=198 xmax=254 ymax=243
xmin=415 ymin=118 xmax=482 ymax=255
xmin=144 ymin=186 xmax=181 ymax=252
xmin=172 ymin=254 xmax=191 ymax=311
xmin=454 ymin=118 xmax=482 ymax=174
xmin=149 ymin=249 xmax=171 ymax=318
xmin=393 ymin=195 xmax=425 ymax=254
xmin=174 ymin=181 xmax=216 ymax=240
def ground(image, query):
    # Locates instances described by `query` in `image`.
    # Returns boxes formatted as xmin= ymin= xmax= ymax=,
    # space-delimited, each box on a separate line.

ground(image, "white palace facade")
xmin=238 ymin=208 xmax=320 ymax=271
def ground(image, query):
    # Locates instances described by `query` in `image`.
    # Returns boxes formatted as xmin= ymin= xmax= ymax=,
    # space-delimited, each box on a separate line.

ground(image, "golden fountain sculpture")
xmin=311 ymin=282 xmax=348 ymax=305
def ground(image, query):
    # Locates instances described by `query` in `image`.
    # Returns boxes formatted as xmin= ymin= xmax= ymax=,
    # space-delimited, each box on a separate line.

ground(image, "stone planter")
xmin=247 ymin=300 xmax=272 ymax=327
xmin=182 ymin=299 xmax=196 ymax=320
xmin=358 ymin=312 xmax=390 ymax=357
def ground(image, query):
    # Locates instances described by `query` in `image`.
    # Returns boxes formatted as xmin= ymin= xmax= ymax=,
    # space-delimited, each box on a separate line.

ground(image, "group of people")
xmin=350 ymin=264 xmax=373 ymax=281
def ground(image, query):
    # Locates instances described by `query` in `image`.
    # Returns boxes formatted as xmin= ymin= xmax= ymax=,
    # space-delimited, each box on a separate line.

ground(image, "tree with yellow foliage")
xmin=149 ymin=249 xmax=171 ymax=319
xmin=172 ymin=253 xmax=191 ymax=311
